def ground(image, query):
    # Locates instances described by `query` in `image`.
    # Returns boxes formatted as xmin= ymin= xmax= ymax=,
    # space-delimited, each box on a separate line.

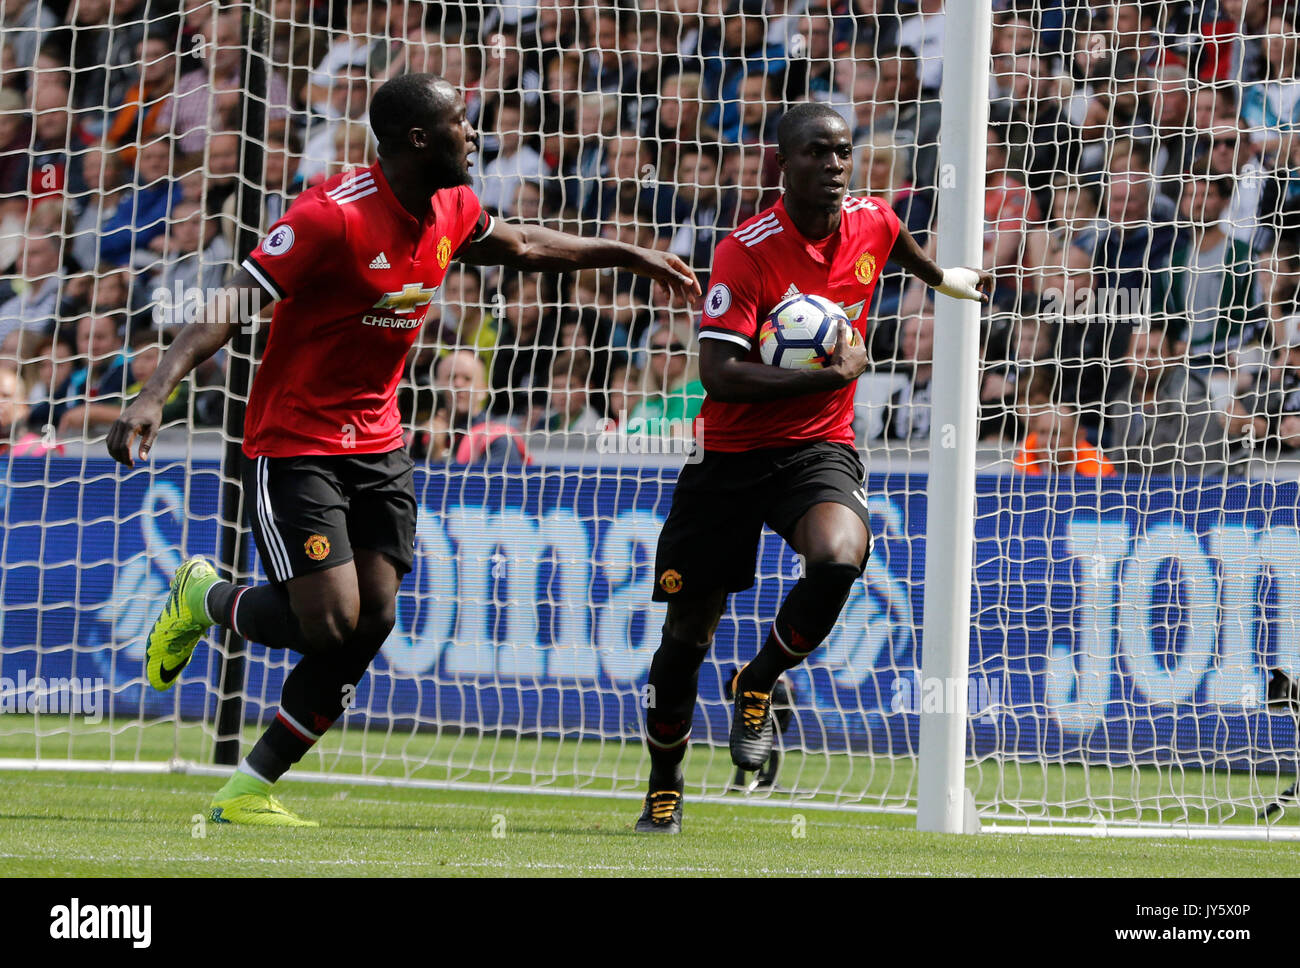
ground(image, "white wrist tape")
xmin=935 ymin=267 xmax=983 ymax=301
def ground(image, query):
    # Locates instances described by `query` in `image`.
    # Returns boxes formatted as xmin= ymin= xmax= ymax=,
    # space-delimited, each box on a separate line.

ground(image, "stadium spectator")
xmin=999 ymin=52 xmax=1078 ymax=215
xmin=603 ymin=357 xmax=644 ymax=425
xmin=218 ymin=130 xmax=294 ymax=249
xmin=618 ymin=9 xmax=691 ymax=136
xmin=66 ymin=140 xmax=127 ymax=271
xmin=28 ymin=312 xmax=122 ymax=432
xmin=832 ymin=42 xmax=879 ymax=141
xmin=149 ymin=199 xmax=232 ymax=321
xmin=490 ymin=271 xmax=551 ymax=420
xmin=1103 ymin=320 xmax=1230 ymax=479
xmin=1066 ymin=154 xmax=1178 ymax=411
xmin=626 ymin=313 xmax=703 ymax=438
xmin=105 ymin=32 xmax=187 ymax=164
xmin=1197 ymin=0 xmax=1248 ymax=83
xmin=304 ymin=0 xmax=386 ymax=120
xmin=427 ymin=348 xmax=528 ymax=465
xmin=1138 ymin=64 xmax=1199 ymax=198
xmin=297 ymin=60 xmax=371 ymax=185
xmin=99 ymin=135 xmax=180 ymax=268
xmin=981 ymin=318 xmax=1060 ymax=442
xmin=435 ymin=263 xmax=496 ymax=364
xmin=1199 ymin=118 xmax=1267 ymax=249
xmin=984 ymin=126 xmax=1044 ymax=305
xmin=0 ymin=86 xmax=30 ymax=208
xmin=20 ymin=78 xmax=93 ymax=207
xmin=0 ymin=233 xmax=61 ymax=342
xmin=23 ymin=330 xmax=75 ymax=427
xmin=653 ymin=72 xmax=709 ymax=177
xmin=856 ymin=132 xmax=931 ymax=321
xmin=474 ymin=95 xmax=545 ymax=217
xmin=582 ymin=130 xmax=660 ymax=224
xmin=1225 ymin=326 xmax=1300 ymax=461
xmin=0 ymin=364 xmax=58 ymax=455
xmin=885 ymin=306 xmax=934 ymax=441
xmin=668 ymin=141 xmax=727 ymax=284
xmin=170 ymin=9 xmax=291 ymax=155
xmin=58 ymin=327 xmax=188 ymax=436
xmin=1014 ymin=390 xmax=1116 ymax=478
xmin=512 ymin=179 xmax=546 ymax=224
xmin=781 ymin=6 xmax=836 ymax=106
xmin=865 ymin=45 xmax=941 ymax=196
xmin=1169 ymin=173 xmax=1257 ymax=369
xmin=896 ymin=0 xmax=945 ymax=92
xmin=580 ymin=7 xmax=625 ymax=95
xmin=700 ymin=0 xmax=784 ymax=144
xmin=718 ymin=144 xmax=771 ymax=229
xmin=532 ymin=350 xmax=605 ymax=434
xmin=1240 ymin=12 xmax=1300 ymax=163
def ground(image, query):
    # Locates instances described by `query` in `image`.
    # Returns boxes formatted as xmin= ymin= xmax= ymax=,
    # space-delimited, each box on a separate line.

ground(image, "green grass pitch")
xmin=2 ymin=717 xmax=1300 ymax=875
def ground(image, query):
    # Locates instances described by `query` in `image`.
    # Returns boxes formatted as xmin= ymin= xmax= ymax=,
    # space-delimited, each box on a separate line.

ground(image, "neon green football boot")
xmin=209 ymin=773 xmax=319 ymax=827
xmin=144 ymin=556 xmax=220 ymax=691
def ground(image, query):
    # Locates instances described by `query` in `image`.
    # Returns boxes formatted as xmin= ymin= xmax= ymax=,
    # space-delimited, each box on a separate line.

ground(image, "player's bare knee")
xmin=355 ymin=602 xmax=396 ymax=645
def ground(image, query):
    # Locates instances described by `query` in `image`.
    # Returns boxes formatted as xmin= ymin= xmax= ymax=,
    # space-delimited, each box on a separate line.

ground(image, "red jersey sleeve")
xmin=864 ymin=195 xmax=902 ymax=265
xmin=242 ymin=192 xmax=346 ymax=301
xmin=698 ymin=238 xmax=765 ymax=351
xmin=451 ymin=185 xmax=495 ymax=257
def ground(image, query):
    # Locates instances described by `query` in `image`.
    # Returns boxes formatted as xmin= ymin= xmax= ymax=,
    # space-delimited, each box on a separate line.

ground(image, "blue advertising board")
xmin=1 ymin=458 xmax=1297 ymax=769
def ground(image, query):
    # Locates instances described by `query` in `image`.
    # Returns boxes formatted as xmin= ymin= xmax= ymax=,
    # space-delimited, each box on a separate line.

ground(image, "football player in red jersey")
xmin=107 ymin=74 xmax=699 ymax=826
xmin=635 ymin=102 xmax=991 ymax=833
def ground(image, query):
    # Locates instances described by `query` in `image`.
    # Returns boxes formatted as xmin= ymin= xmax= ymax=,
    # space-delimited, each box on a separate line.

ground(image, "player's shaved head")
xmin=369 ymin=73 xmax=457 ymax=154
xmin=776 ymin=101 xmax=849 ymax=157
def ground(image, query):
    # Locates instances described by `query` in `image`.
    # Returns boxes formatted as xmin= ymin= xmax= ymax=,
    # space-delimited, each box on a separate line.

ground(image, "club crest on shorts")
xmin=304 ymin=534 xmax=331 ymax=561
xmin=855 ymin=250 xmax=877 ymax=284
xmin=437 ymin=235 xmax=452 ymax=268
xmin=658 ymin=568 xmax=683 ymax=594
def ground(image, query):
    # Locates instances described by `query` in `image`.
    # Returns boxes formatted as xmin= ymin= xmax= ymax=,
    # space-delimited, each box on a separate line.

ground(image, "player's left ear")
xmin=408 ymin=127 xmax=430 ymax=151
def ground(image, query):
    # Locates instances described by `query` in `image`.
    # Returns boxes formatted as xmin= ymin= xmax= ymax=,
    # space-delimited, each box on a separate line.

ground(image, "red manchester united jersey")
xmin=240 ymin=162 xmax=492 ymax=457
xmin=697 ymin=195 xmax=901 ymax=452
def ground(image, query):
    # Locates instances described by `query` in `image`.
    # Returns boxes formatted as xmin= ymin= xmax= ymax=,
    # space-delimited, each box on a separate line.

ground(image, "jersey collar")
xmin=371 ymin=160 xmax=436 ymax=231
xmin=774 ymin=195 xmax=842 ymax=266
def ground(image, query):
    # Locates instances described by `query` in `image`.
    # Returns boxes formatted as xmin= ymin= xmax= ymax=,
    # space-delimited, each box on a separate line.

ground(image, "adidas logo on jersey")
xmin=783 ymin=283 xmax=802 ymax=300
xmin=369 ymin=252 xmax=391 ymax=270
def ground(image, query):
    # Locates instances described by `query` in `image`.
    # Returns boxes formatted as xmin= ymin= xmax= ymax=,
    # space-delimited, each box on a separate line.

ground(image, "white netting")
xmin=1 ymin=0 xmax=1299 ymax=836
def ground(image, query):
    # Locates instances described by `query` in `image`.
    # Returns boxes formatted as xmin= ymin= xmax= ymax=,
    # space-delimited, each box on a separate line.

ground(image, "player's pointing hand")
xmin=107 ymin=394 xmax=164 ymax=469
xmin=629 ymin=249 xmax=702 ymax=307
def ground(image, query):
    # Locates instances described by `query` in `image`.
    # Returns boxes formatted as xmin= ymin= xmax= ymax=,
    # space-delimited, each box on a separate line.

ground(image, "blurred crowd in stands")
xmin=1 ymin=0 xmax=1300 ymax=478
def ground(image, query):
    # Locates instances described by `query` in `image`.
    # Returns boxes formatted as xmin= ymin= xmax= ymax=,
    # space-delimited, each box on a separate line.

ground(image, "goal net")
xmin=1 ymin=0 xmax=1298 ymax=838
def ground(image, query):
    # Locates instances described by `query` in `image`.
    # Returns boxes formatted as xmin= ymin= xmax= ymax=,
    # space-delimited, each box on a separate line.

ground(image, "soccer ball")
xmin=758 ymin=294 xmax=852 ymax=369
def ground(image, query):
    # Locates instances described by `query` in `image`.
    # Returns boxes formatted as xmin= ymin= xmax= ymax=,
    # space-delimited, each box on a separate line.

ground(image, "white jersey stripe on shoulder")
xmin=733 ymin=214 xmax=779 ymax=242
xmin=733 ymin=213 xmax=778 ymax=237
xmin=326 ymin=173 xmax=374 ymax=198
xmin=331 ymin=186 xmax=379 ymax=206
xmin=241 ymin=258 xmax=283 ymax=301
xmin=698 ymin=330 xmax=753 ymax=349
xmin=742 ymin=225 xmax=784 ymax=247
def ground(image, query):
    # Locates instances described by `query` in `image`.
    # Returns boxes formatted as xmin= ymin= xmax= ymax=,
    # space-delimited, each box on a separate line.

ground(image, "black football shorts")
xmin=651 ymin=440 xmax=875 ymax=602
xmin=242 ymin=448 xmax=417 ymax=583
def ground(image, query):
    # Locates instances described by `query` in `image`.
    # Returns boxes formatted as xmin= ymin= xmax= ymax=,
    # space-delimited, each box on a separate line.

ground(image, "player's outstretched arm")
xmin=107 ymin=267 xmax=272 ymax=468
xmin=458 ymin=220 xmax=702 ymax=306
xmin=889 ymin=225 xmax=993 ymax=303
xmin=701 ymin=320 xmax=866 ymax=403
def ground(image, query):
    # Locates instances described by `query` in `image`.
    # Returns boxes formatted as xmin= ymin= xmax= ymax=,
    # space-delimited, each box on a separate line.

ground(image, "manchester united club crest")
xmin=436 ymin=235 xmax=452 ymax=268
xmin=854 ymin=251 xmax=877 ymax=284
xmin=658 ymin=569 xmax=683 ymax=594
xmin=304 ymin=534 xmax=331 ymax=561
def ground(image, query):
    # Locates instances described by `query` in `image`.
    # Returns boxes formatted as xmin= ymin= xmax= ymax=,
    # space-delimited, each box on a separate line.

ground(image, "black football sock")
xmin=644 ymin=628 xmax=711 ymax=790
xmin=204 ymin=581 xmax=314 ymax=654
xmin=740 ymin=561 xmax=861 ymax=693
xmin=244 ymin=614 xmax=389 ymax=784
